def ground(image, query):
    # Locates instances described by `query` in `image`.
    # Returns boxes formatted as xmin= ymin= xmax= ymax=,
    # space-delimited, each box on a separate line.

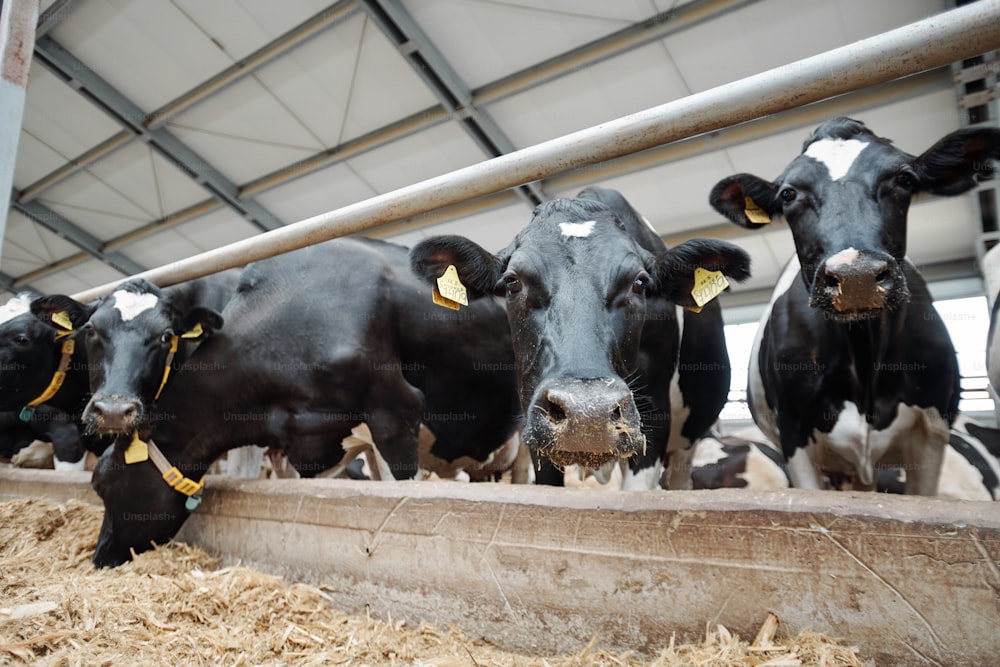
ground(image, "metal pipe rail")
xmin=73 ymin=0 xmax=1000 ymax=303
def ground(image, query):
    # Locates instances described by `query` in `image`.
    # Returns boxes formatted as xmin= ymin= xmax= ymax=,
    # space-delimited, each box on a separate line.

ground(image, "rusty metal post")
xmin=0 ymin=0 xmax=40 ymax=267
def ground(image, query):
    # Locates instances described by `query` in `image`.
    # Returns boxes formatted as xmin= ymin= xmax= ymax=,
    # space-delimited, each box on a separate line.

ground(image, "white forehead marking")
xmin=0 ymin=294 xmax=32 ymax=324
xmin=559 ymin=220 xmax=597 ymax=238
xmin=804 ymin=138 xmax=869 ymax=181
xmin=112 ymin=290 xmax=159 ymax=321
xmin=826 ymin=247 xmax=860 ymax=269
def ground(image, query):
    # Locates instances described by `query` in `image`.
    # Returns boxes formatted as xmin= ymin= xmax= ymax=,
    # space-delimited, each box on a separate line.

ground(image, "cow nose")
xmin=89 ymin=398 xmax=140 ymax=433
xmin=529 ymin=377 xmax=644 ymax=468
xmin=816 ymin=251 xmax=894 ymax=314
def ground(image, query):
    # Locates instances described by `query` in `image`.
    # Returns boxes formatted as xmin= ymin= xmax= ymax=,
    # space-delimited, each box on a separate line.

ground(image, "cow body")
xmin=710 ymin=117 xmax=1000 ymax=494
xmin=411 ymin=186 xmax=750 ymax=488
xmin=90 ymin=237 xmax=520 ymax=567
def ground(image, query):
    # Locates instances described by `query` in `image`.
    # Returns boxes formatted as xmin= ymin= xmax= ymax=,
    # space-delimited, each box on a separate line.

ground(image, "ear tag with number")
xmin=687 ymin=267 xmax=729 ymax=313
xmin=180 ymin=322 xmax=204 ymax=339
xmin=51 ymin=311 xmax=74 ymax=331
xmin=124 ymin=432 xmax=150 ymax=464
xmin=433 ymin=265 xmax=468 ymax=310
xmin=743 ymin=197 xmax=771 ymax=224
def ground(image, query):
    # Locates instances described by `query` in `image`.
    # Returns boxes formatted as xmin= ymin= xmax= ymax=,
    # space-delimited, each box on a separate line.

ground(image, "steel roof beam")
xmin=31 ymin=35 xmax=285 ymax=232
xmin=13 ymin=197 xmax=146 ymax=275
xmin=357 ymin=0 xmax=546 ymax=207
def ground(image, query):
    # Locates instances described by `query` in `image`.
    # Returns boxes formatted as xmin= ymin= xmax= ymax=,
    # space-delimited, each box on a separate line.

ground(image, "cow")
xmin=689 ymin=429 xmax=789 ymax=490
xmin=0 ymin=294 xmax=102 ymax=469
xmin=709 ymin=116 xmax=1000 ymax=494
xmin=410 ymin=186 xmax=751 ymax=488
xmin=87 ymin=237 xmax=521 ymax=567
xmin=980 ymin=242 xmax=1000 ymax=424
xmin=30 ymin=270 xmax=242 ymax=437
xmin=876 ymin=417 xmax=1000 ymax=501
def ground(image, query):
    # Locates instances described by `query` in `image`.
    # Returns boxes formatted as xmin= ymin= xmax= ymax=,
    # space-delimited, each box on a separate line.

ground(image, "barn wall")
xmin=3 ymin=468 xmax=998 ymax=664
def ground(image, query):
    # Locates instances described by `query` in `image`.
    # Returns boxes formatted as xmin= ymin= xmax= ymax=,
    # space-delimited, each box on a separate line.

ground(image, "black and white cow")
xmin=689 ymin=429 xmax=789 ymax=490
xmin=876 ymin=416 xmax=1000 ymax=501
xmin=710 ymin=117 xmax=1000 ymax=494
xmin=31 ymin=270 xmax=242 ymax=436
xmin=0 ymin=294 xmax=101 ymax=469
xmin=89 ymin=237 xmax=521 ymax=567
xmin=410 ymin=186 xmax=751 ymax=488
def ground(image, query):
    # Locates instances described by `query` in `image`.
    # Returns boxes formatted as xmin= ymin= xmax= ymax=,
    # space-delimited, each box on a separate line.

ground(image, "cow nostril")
xmin=545 ymin=401 xmax=566 ymax=423
xmin=611 ymin=405 xmax=623 ymax=422
xmin=875 ymin=269 xmax=890 ymax=285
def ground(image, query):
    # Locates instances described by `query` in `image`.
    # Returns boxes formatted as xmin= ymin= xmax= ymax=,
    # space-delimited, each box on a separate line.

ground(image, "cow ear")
xmin=709 ymin=174 xmax=779 ymax=229
xmin=913 ymin=127 xmax=1000 ymax=196
xmin=651 ymin=238 xmax=752 ymax=307
xmin=409 ymin=235 xmax=507 ymax=299
xmin=29 ymin=295 xmax=94 ymax=331
xmin=176 ymin=307 xmax=223 ymax=341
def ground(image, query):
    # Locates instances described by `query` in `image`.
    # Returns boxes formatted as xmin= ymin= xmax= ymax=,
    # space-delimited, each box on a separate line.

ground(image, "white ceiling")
xmin=5 ymin=0 xmax=997 ymax=319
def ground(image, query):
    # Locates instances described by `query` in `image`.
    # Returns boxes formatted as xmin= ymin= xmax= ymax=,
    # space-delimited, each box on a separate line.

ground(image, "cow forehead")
xmin=803 ymin=138 xmax=870 ymax=181
xmin=111 ymin=290 xmax=160 ymax=322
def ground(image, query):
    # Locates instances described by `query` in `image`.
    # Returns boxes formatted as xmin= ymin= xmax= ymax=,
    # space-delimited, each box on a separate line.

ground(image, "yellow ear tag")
xmin=124 ymin=432 xmax=149 ymax=464
xmin=743 ymin=197 xmax=771 ymax=224
xmin=180 ymin=322 xmax=204 ymax=339
xmin=688 ymin=267 xmax=729 ymax=313
xmin=433 ymin=265 xmax=468 ymax=310
xmin=51 ymin=310 xmax=73 ymax=331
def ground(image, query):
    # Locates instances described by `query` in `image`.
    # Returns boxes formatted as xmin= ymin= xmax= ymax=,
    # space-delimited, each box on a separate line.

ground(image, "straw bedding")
xmin=0 ymin=497 xmax=869 ymax=666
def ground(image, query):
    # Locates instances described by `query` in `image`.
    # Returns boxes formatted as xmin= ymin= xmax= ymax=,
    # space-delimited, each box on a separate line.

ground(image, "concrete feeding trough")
xmin=1 ymin=467 xmax=998 ymax=664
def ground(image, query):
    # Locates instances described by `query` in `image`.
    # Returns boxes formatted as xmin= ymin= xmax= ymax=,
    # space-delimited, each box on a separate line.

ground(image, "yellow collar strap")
xmin=124 ymin=431 xmax=204 ymax=510
xmin=20 ymin=337 xmax=76 ymax=421
xmin=153 ymin=335 xmax=179 ymax=401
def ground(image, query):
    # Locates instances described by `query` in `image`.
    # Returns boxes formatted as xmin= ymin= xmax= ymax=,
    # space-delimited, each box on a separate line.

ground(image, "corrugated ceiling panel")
xmin=405 ymin=0 xmax=650 ymax=89
xmin=166 ymin=75 xmax=325 ymax=184
xmin=48 ymin=0 xmax=235 ymax=111
xmin=122 ymin=210 xmax=259 ymax=270
xmin=170 ymin=0 xmax=337 ymax=64
xmin=345 ymin=122 xmax=486 ymax=195
xmin=38 ymin=170 xmax=153 ymax=240
xmin=16 ymin=67 xmax=123 ymax=186
xmin=253 ymin=162 xmax=377 ymax=224
xmin=485 ymin=42 xmax=687 ymax=148
xmin=251 ymin=13 xmax=409 ymax=147
xmin=32 ymin=259 xmax=126 ymax=298
xmin=0 ymin=210 xmax=82 ymax=277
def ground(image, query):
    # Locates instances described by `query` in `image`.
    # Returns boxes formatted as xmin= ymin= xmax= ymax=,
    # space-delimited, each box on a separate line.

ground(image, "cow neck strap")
xmin=126 ymin=432 xmax=204 ymax=509
xmin=20 ymin=335 xmax=76 ymax=421
xmin=153 ymin=335 xmax=179 ymax=401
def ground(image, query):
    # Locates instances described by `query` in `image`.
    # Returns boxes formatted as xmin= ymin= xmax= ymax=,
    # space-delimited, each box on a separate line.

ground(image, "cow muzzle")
xmin=524 ymin=377 xmax=644 ymax=468
xmin=85 ymin=395 xmax=143 ymax=434
xmin=810 ymin=250 xmax=907 ymax=320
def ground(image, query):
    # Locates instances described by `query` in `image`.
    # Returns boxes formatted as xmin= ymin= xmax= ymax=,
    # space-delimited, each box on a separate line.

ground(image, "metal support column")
xmin=0 ymin=0 xmax=39 ymax=269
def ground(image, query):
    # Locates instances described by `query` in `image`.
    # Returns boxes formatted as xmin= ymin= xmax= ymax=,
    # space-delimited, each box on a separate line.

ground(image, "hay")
xmin=0 ymin=498 xmax=870 ymax=666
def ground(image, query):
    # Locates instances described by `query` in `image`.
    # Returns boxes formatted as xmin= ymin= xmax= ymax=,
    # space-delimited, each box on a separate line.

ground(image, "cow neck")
xmin=19 ymin=331 xmax=76 ymax=421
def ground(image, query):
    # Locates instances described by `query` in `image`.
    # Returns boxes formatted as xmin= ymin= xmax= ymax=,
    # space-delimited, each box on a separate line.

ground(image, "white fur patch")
xmin=112 ymin=290 xmax=159 ymax=322
xmin=0 ymin=294 xmax=32 ymax=324
xmin=559 ymin=220 xmax=597 ymax=238
xmin=826 ymin=247 xmax=860 ymax=270
xmin=804 ymin=138 xmax=869 ymax=181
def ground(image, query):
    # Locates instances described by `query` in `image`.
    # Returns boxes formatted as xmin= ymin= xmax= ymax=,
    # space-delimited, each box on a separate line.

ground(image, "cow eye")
xmin=12 ymin=333 xmax=29 ymax=346
xmin=501 ymin=274 xmax=522 ymax=296
xmin=895 ymin=172 xmax=917 ymax=191
xmin=160 ymin=331 xmax=175 ymax=344
xmin=779 ymin=187 xmax=797 ymax=203
xmin=81 ymin=323 xmax=96 ymax=338
xmin=632 ymin=273 xmax=650 ymax=295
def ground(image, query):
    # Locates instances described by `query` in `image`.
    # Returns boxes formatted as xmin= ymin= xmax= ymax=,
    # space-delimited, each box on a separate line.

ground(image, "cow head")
xmin=90 ymin=437 xmax=192 ymax=567
xmin=31 ymin=279 xmax=224 ymax=435
xmin=710 ymin=117 xmax=1000 ymax=321
xmin=411 ymin=191 xmax=750 ymax=468
xmin=0 ymin=294 xmax=75 ymax=411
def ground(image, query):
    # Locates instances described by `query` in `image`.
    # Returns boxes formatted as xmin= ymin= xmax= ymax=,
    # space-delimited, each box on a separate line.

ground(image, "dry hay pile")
xmin=0 ymin=498 xmax=869 ymax=666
